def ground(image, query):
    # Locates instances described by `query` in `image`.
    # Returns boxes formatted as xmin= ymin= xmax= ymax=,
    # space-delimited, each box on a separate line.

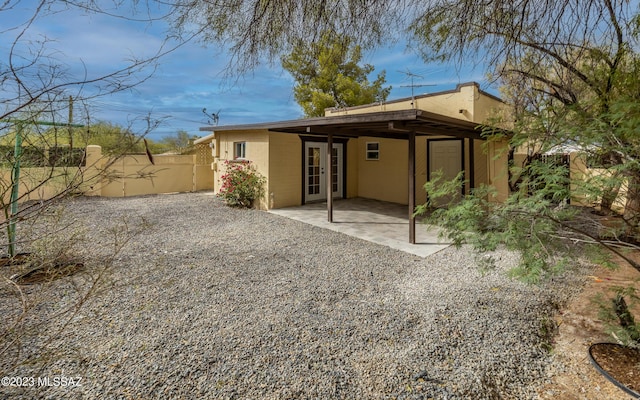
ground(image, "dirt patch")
xmin=1 ymin=253 xmax=85 ymax=285
xmin=590 ymin=343 xmax=640 ymax=395
xmin=538 ymin=256 xmax=640 ymax=400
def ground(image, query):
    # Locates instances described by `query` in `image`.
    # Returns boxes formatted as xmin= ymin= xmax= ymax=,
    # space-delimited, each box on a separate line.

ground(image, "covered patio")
xmin=198 ymin=83 xmax=509 ymax=246
xmin=257 ymin=108 xmax=486 ymax=244
xmin=269 ymin=197 xmax=450 ymax=257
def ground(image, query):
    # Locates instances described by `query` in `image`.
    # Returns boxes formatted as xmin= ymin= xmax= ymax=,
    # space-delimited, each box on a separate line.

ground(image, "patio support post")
xmin=327 ymin=133 xmax=333 ymax=222
xmin=468 ymin=138 xmax=475 ymax=192
xmin=408 ymin=131 xmax=416 ymax=244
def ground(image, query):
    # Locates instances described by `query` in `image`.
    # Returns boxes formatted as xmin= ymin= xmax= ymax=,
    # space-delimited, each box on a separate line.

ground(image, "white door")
xmin=428 ymin=139 xmax=463 ymax=206
xmin=304 ymin=142 xmax=343 ymax=203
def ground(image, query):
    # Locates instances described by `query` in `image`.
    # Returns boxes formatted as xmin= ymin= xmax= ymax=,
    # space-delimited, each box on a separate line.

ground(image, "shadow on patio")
xmin=268 ymin=198 xmax=450 ymax=257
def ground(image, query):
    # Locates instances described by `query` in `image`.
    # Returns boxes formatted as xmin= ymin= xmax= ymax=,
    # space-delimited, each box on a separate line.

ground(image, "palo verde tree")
xmin=281 ymin=31 xmax=391 ymax=117
xmin=409 ymin=0 xmax=640 ymax=345
xmin=409 ymin=0 xmax=640 ymax=216
xmin=407 ymin=0 xmax=640 ymax=263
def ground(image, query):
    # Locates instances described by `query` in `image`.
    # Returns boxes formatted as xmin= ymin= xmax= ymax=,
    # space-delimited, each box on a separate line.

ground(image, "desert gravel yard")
xmin=0 ymin=192 xmax=590 ymax=399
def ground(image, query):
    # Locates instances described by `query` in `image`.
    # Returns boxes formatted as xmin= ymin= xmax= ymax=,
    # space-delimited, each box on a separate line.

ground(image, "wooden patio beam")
xmin=305 ymin=126 xmax=358 ymax=137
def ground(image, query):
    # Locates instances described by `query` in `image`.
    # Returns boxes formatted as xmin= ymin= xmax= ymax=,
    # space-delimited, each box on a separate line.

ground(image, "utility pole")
xmin=8 ymin=121 xmax=23 ymax=258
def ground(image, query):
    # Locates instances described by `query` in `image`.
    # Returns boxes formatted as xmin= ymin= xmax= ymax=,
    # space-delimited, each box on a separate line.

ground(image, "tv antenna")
xmin=202 ymin=108 xmax=220 ymax=125
xmin=398 ymin=69 xmax=436 ymax=107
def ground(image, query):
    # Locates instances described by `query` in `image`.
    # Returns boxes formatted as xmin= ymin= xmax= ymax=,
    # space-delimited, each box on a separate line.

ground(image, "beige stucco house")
xmin=196 ymin=82 xmax=510 ymax=241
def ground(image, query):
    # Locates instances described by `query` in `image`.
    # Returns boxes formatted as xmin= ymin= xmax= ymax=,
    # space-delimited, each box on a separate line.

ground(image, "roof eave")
xmin=196 ymin=108 xmax=508 ymax=142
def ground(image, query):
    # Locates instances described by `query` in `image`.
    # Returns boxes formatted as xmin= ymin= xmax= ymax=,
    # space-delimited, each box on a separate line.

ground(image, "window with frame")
xmin=366 ymin=142 xmax=379 ymax=160
xmin=234 ymin=141 xmax=246 ymax=159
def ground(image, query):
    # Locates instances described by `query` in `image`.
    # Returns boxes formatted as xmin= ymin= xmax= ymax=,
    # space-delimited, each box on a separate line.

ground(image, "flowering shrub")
xmin=218 ymin=160 xmax=266 ymax=208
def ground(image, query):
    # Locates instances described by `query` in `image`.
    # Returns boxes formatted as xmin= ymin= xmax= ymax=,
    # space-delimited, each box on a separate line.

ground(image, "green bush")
xmin=218 ymin=160 xmax=266 ymax=208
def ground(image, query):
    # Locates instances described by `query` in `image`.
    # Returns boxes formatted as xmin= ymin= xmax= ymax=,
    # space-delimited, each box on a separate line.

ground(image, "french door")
xmin=304 ymin=141 xmax=343 ymax=202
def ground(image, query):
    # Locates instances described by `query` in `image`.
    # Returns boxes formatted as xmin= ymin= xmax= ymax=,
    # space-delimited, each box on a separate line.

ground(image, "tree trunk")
xmin=613 ymin=294 xmax=639 ymax=341
xmin=599 ymin=152 xmax=623 ymax=214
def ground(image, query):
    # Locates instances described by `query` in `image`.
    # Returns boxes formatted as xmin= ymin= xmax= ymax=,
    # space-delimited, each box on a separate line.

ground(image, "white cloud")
xmin=0 ymin=3 xmax=496 ymax=142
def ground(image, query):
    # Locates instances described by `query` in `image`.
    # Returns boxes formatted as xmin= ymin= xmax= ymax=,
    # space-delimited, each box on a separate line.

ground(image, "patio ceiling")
xmin=198 ymin=109 xmax=486 ymax=140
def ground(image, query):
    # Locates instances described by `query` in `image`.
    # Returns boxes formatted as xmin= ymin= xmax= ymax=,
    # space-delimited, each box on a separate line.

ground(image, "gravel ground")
xmin=0 ymin=192 xmax=590 ymax=399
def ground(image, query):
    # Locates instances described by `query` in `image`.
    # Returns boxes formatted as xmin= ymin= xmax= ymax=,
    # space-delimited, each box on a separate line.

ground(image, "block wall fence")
xmin=4 ymin=144 xmax=214 ymax=204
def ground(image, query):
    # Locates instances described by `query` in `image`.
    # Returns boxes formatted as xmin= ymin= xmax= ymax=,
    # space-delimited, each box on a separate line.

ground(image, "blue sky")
xmin=1 ymin=2 xmax=494 ymax=141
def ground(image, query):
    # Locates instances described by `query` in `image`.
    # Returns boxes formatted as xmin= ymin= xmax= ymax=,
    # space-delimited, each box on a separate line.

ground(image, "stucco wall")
xmin=99 ymin=153 xmax=197 ymax=197
xmin=202 ymin=130 xmax=362 ymax=209
xmin=0 ymin=168 xmax=83 ymax=204
xmin=325 ymin=83 xmax=507 ymax=206
xmin=0 ymin=145 xmax=104 ymax=204
xmin=1 ymin=144 xmax=209 ymax=203
xmin=355 ymin=135 xmax=489 ymax=206
xmin=194 ymin=165 xmax=214 ymax=191
xmin=356 ymin=137 xmax=408 ymax=204
xmin=268 ymin=133 xmax=302 ymax=209
xmin=487 ymin=139 xmax=510 ymax=203
xmin=344 ymin=138 xmax=358 ymax=199
xmin=212 ymin=130 xmax=270 ymax=209
xmin=326 ymin=82 xmax=504 ymax=124
xmin=473 ymin=139 xmax=489 ymax=188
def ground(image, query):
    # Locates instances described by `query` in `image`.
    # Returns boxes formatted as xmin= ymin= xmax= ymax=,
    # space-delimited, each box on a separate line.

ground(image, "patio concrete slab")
xmin=268 ymin=198 xmax=450 ymax=257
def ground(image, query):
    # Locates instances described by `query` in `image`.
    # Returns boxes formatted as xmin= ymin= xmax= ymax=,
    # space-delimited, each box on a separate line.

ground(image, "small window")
xmin=234 ymin=142 xmax=246 ymax=159
xmin=366 ymin=142 xmax=379 ymax=160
